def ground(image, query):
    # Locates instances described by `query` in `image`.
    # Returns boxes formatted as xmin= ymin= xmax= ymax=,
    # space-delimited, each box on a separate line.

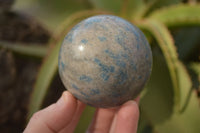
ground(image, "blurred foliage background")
xmin=0 ymin=0 xmax=200 ymax=132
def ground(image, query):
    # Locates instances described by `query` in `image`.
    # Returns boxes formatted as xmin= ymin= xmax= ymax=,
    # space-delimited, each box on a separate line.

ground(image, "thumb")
xmin=24 ymin=91 xmax=77 ymax=133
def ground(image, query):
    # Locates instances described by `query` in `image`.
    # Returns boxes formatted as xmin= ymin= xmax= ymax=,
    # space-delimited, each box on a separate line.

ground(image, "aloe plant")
xmin=3 ymin=0 xmax=200 ymax=132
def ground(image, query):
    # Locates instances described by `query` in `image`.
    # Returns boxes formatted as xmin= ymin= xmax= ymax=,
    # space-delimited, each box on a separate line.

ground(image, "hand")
xmin=24 ymin=91 xmax=139 ymax=133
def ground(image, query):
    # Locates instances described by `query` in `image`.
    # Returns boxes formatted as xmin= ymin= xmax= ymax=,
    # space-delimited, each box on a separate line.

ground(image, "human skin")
xmin=24 ymin=91 xmax=139 ymax=133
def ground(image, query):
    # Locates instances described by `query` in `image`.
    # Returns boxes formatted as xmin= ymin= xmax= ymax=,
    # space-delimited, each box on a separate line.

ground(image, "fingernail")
xmin=56 ymin=92 xmax=67 ymax=106
xmin=135 ymin=96 xmax=140 ymax=104
xmin=124 ymin=100 xmax=137 ymax=107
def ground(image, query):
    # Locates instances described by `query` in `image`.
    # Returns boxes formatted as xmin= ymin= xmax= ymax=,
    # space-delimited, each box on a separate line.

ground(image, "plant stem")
xmin=0 ymin=41 xmax=48 ymax=58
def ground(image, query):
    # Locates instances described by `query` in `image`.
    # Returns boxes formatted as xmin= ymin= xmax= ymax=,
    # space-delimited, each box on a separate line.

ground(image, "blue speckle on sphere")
xmin=94 ymin=58 xmax=114 ymax=73
xmin=84 ymin=17 xmax=102 ymax=28
xmin=94 ymin=58 xmax=115 ymax=81
xmin=137 ymin=44 xmax=140 ymax=50
xmin=98 ymin=36 xmax=107 ymax=42
xmin=71 ymin=24 xmax=80 ymax=31
xmin=59 ymin=15 xmax=152 ymax=108
xmin=80 ymin=91 xmax=90 ymax=98
xmin=72 ymin=84 xmax=80 ymax=90
xmin=116 ymin=69 xmax=128 ymax=85
xmin=61 ymin=62 xmax=65 ymax=70
xmin=81 ymin=39 xmax=88 ymax=44
xmin=116 ymin=60 xmax=126 ymax=68
xmin=125 ymin=24 xmax=140 ymax=42
xmin=137 ymin=75 xmax=142 ymax=81
xmin=80 ymin=75 xmax=92 ymax=83
xmin=72 ymin=84 xmax=90 ymax=99
xmin=65 ymin=32 xmax=73 ymax=43
xmin=104 ymin=49 xmax=127 ymax=69
xmin=101 ymin=73 xmax=110 ymax=81
xmin=115 ymin=35 xmax=124 ymax=46
xmin=90 ymin=88 xmax=100 ymax=95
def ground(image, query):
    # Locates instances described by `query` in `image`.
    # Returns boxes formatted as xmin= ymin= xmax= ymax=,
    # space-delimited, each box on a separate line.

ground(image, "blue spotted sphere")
xmin=58 ymin=15 xmax=152 ymax=108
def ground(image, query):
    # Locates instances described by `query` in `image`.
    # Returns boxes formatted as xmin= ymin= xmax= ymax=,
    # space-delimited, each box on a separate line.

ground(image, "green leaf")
xmin=140 ymin=54 xmax=199 ymax=133
xmin=177 ymin=62 xmax=193 ymax=113
xmin=27 ymin=10 xmax=110 ymax=119
xmin=27 ymin=41 xmax=61 ymax=119
xmin=121 ymin=0 xmax=162 ymax=20
xmin=190 ymin=62 xmax=200 ymax=77
xmin=140 ymin=53 xmax=174 ymax=125
xmin=188 ymin=62 xmax=200 ymax=90
xmin=155 ymin=62 xmax=200 ymax=133
xmin=148 ymin=4 xmax=200 ymax=27
xmin=120 ymin=0 xmax=146 ymax=19
xmin=131 ymin=0 xmax=158 ymax=20
xmin=138 ymin=105 xmax=154 ymax=133
xmin=135 ymin=19 xmax=181 ymax=111
xmin=89 ymin=0 xmax=121 ymax=14
xmin=0 ymin=41 xmax=47 ymax=58
xmin=37 ymin=0 xmax=93 ymax=13
xmin=145 ymin=0 xmax=182 ymax=13
xmin=74 ymin=106 xmax=95 ymax=133
xmin=137 ymin=19 xmax=199 ymax=132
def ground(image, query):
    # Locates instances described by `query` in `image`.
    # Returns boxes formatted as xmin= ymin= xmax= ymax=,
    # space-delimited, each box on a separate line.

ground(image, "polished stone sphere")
xmin=58 ymin=15 xmax=152 ymax=108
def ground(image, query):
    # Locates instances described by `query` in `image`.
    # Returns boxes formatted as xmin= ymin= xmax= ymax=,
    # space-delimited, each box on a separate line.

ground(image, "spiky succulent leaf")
xmin=140 ymin=52 xmax=174 ymax=125
xmin=154 ymin=62 xmax=200 ymax=133
xmin=145 ymin=0 xmax=182 ymax=13
xmin=135 ymin=19 xmax=182 ymax=111
xmin=188 ymin=62 xmax=200 ymax=90
xmin=120 ymin=0 xmax=147 ymax=19
xmin=148 ymin=4 xmax=200 ymax=27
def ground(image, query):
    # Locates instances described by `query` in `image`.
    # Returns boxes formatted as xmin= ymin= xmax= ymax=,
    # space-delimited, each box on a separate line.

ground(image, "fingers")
xmin=135 ymin=96 xmax=140 ymax=104
xmin=60 ymin=100 xmax=86 ymax=133
xmin=87 ymin=107 xmax=117 ymax=133
xmin=110 ymin=101 xmax=140 ymax=133
xmin=24 ymin=91 xmax=78 ymax=133
xmin=24 ymin=91 xmax=140 ymax=133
